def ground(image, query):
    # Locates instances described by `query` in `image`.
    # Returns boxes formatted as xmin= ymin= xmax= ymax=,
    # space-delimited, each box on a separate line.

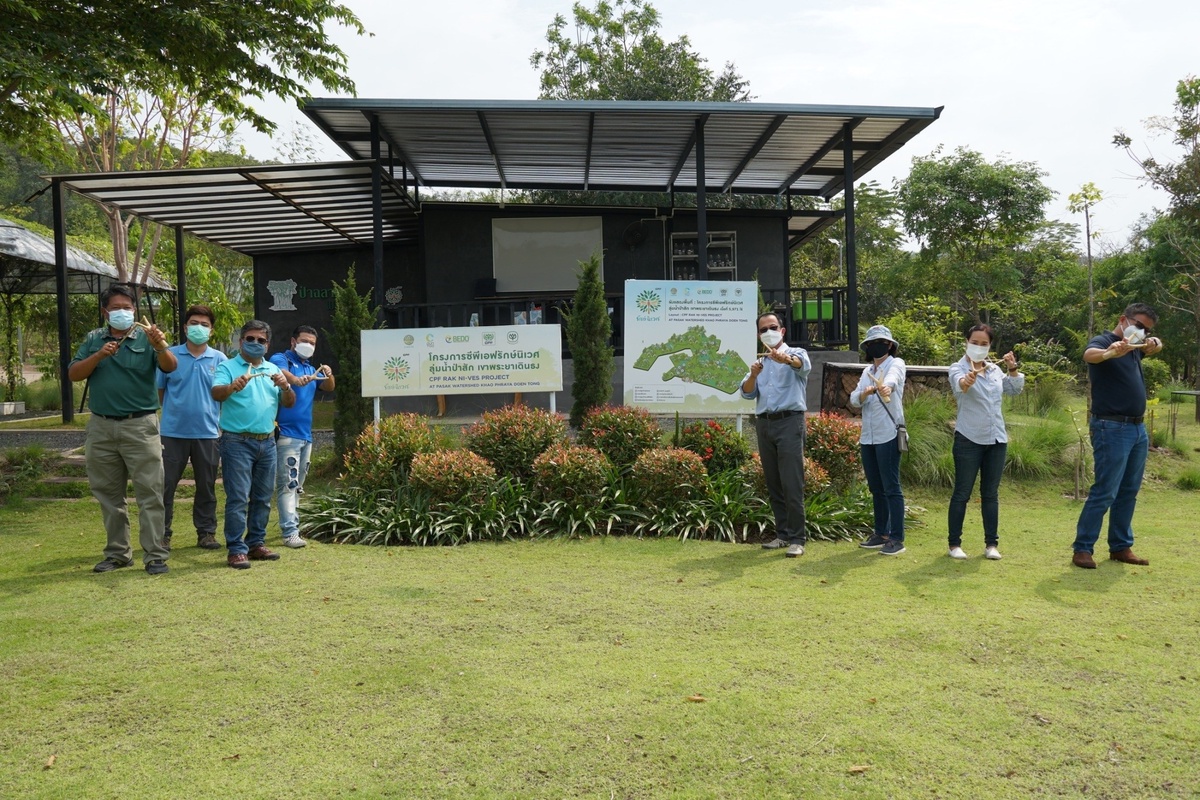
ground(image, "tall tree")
xmin=1 ymin=0 xmax=366 ymax=154
xmin=896 ymin=146 xmax=1054 ymax=324
xmin=531 ymin=0 xmax=750 ymax=102
xmin=1115 ymin=76 xmax=1200 ymax=383
xmin=1067 ymin=182 xmax=1104 ymax=337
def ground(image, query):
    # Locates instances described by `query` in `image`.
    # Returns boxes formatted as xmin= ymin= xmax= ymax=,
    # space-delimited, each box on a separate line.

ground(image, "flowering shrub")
xmin=531 ymin=443 xmax=612 ymax=504
xmin=409 ymin=449 xmax=497 ymax=506
xmin=675 ymin=418 xmax=751 ymax=475
xmin=463 ymin=405 xmax=567 ymax=482
xmin=738 ymin=452 xmax=832 ymax=497
xmin=629 ymin=447 xmax=708 ymax=510
xmin=578 ymin=405 xmax=663 ymax=468
xmin=343 ymin=413 xmax=442 ymax=492
xmin=806 ymin=412 xmax=862 ymax=490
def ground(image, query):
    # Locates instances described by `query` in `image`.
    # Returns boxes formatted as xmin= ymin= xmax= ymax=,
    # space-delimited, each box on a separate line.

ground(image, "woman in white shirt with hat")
xmin=849 ymin=325 xmax=907 ymax=556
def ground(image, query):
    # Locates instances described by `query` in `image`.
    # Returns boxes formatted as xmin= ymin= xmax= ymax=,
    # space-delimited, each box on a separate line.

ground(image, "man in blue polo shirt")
xmin=157 ymin=304 xmax=227 ymax=551
xmin=270 ymin=325 xmax=335 ymax=549
xmin=212 ymin=320 xmax=295 ymax=570
xmin=1072 ymin=302 xmax=1164 ymax=569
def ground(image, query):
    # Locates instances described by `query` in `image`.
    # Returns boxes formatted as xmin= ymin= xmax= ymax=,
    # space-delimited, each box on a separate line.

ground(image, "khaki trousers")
xmin=85 ymin=413 xmax=169 ymax=564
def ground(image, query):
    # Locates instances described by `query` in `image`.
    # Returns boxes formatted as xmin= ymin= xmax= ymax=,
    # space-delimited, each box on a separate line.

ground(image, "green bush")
xmin=1141 ymin=358 xmax=1170 ymax=399
xmin=674 ymin=418 xmax=751 ymax=475
xmin=0 ymin=446 xmax=55 ymax=505
xmin=629 ymin=447 xmax=708 ymax=510
xmin=900 ymin=392 xmax=956 ymax=487
xmin=578 ymin=405 xmax=663 ymax=468
xmin=738 ymin=451 xmax=832 ymax=497
xmin=1004 ymin=418 xmax=1074 ymax=480
xmin=805 ymin=412 xmax=863 ymax=490
xmin=409 ymin=449 xmax=497 ymax=506
xmin=463 ymin=404 xmax=567 ymax=482
xmin=1176 ymin=467 xmax=1200 ymax=491
xmin=530 ymin=443 xmax=611 ymax=504
xmin=565 ymin=251 xmax=614 ymax=427
xmin=876 ymin=313 xmax=952 ymax=366
xmin=343 ymin=413 xmax=443 ymax=492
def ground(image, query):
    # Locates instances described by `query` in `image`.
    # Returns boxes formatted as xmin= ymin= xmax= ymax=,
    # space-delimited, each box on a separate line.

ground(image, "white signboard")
xmin=361 ymin=325 xmax=564 ymax=397
xmin=623 ymin=280 xmax=758 ymax=415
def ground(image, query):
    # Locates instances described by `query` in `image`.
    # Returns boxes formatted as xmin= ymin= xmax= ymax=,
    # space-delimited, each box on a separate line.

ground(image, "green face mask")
xmin=186 ymin=324 xmax=211 ymax=345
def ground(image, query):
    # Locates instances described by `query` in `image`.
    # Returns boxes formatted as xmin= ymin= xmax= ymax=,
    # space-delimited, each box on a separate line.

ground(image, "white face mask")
xmin=1123 ymin=325 xmax=1145 ymax=345
xmin=294 ymin=342 xmax=316 ymax=360
xmin=965 ymin=343 xmax=990 ymax=362
xmin=759 ymin=329 xmax=783 ymax=348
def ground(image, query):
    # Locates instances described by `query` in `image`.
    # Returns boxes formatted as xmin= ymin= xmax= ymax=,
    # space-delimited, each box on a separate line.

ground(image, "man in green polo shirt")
xmin=68 ymin=283 xmax=178 ymax=575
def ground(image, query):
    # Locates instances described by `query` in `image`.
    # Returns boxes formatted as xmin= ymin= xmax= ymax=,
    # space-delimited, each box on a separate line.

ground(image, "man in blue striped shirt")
xmin=740 ymin=311 xmax=812 ymax=558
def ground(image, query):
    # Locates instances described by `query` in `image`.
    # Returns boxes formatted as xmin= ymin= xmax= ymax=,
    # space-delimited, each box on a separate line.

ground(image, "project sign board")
xmin=361 ymin=325 xmax=563 ymax=397
xmin=622 ymin=279 xmax=757 ymax=415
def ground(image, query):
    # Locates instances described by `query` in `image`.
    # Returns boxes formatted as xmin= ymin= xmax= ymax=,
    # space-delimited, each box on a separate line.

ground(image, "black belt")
xmin=223 ymin=431 xmax=274 ymax=440
xmin=1092 ymin=413 xmax=1144 ymax=424
xmin=94 ymin=409 xmax=155 ymax=421
xmin=758 ymin=410 xmax=802 ymax=421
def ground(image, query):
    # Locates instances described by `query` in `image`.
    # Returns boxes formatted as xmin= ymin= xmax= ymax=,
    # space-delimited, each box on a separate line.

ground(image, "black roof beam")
xmin=666 ymin=113 xmax=708 ymax=191
xmin=721 ymin=114 xmax=787 ymax=193
xmin=477 ymin=111 xmax=507 ymax=190
xmin=238 ymin=168 xmax=367 ymax=247
xmin=776 ymin=117 xmax=865 ymax=195
xmin=583 ymin=112 xmax=595 ymax=190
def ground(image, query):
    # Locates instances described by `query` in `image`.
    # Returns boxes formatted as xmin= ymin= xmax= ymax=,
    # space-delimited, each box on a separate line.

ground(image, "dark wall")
xmin=668 ymin=213 xmax=789 ymax=287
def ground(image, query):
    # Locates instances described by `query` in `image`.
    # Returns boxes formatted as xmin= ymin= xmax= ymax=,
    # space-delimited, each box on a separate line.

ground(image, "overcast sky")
xmin=243 ymin=0 xmax=1199 ymax=251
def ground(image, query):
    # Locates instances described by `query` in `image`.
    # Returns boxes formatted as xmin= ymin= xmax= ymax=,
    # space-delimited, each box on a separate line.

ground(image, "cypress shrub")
xmin=327 ymin=269 xmax=378 ymax=461
xmin=565 ymin=251 xmax=613 ymax=428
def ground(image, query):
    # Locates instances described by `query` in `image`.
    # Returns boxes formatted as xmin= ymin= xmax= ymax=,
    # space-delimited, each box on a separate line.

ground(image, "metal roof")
xmin=49 ymin=162 xmax=420 ymax=256
xmin=303 ymin=98 xmax=942 ymax=199
xmin=0 ymin=217 xmax=173 ymax=294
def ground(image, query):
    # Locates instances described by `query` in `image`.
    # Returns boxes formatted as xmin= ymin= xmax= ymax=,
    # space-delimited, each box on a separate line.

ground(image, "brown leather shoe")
xmin=248 ymin=546 xmax=280 ymax=561
xmin=1109 ymin=548 xmax=1149 ymax=565
xmin=227 ymin=553 xmax=251 ymax=570
xmin=197 ymin=533 xmax=221 ymax=550
xmin=1072 ymin=551 xmax=1097 ymax=569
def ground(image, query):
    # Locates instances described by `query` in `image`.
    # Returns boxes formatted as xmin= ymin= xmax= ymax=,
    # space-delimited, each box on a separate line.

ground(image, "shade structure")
xmin=303 ymin=98 xmax=943 ymax=200
xmin=49 ymin=162 xmax=420 ymax=256
xmin=0 ymin=217 xmax=172 ymax=294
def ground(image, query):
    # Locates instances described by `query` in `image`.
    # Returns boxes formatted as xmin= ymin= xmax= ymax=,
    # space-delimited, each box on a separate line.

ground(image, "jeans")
xmin=948 ymin=432 xmax=1007 ymax=547
xmin=275 ymin=436 xmax=312 ymax=540
xmin=219 ymin=433 xmax=276 ymax=555
xmin=861 ymin=438 xmax=904 ymax=542
xmin=755 ymin=413 xmax=806 ymax=544
xmin=1074 ymin=419 xmax=1148 ymax=554
xmin=162 ymin=436 xmax=220 ymax=538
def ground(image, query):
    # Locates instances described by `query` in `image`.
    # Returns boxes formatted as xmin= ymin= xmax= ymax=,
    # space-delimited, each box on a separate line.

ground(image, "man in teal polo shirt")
xmin=68 ymin=283 xmax=177 ymax=575
xmin=211 ymin=320 xmax=295 ymax=570
xmin=157 ymin=304 xmax=227 ymax=551
xmin=270 ymin=324 xmax=335 ymax=549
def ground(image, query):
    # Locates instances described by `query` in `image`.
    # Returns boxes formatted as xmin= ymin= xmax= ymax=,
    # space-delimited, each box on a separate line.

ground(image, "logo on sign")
xmin=507 ymin=331 xmax=519 ymax=344
xmin=403 ymin=335 xmax=415 ymax=346
xmin=483 ymin=333 xmax=495 ymax=345
xmin=383 ymin=357 xmax=410 ymax=381
xmin=445 ymin=334 xmax=470 ymax=343
xmin=635 ymin=289 xmax=661 ymax=314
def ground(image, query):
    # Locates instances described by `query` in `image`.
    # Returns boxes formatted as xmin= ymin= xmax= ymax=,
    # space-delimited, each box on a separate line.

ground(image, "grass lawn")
xmin=2 ymin=467 xmax=1199 ymax=798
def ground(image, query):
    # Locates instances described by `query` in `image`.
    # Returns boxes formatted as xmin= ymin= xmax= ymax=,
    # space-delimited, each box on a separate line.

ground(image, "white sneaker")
xmin=785 ymin=543 xmax=805 ymax=558
xmin=283 ymin=536 xmax=307 ymax=549
xmin=948 ymin=546 xmax=968 ymax=560
xmin=984 ymin=546 xmax=1002 ymax=560
xmin=761 ymin=537 xmax=787 ymax=550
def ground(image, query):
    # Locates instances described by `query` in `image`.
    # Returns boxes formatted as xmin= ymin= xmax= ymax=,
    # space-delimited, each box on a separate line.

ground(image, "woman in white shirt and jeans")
xmin=849 ymin=325 xmax=907 ymax=556
xmin=946 ymin=324 xmax=1024 ymax=560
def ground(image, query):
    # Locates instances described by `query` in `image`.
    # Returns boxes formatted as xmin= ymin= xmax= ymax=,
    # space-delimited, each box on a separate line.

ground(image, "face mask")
xmin=187 ymin=325 xmax=211 ymax=345
xmin=1123 ymin=325 xmax=1145 ymax=345
xmin=242 ymin=341 xmax=267 ymax=359
xmin=294 ymin=342 xmax=316 ymax=360
xmin=965 ymin=343 xmax=990 ymax=362
xmin=864 ymin=340 xmax=891 ymax=359
xmin=107 ymin=309 xmax=135 ymax=331
xmin=759 ymin=329 xmax=783 ymax=348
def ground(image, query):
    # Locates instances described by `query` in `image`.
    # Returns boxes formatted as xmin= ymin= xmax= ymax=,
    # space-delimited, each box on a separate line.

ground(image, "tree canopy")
xmin=0 ymin=0 xmax=367 ymax=152
xmin=531 ymin=0 xmax=750 ymax=102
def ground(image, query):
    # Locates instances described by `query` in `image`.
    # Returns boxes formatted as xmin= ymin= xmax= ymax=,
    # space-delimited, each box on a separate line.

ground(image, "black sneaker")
xmin=197 ymin=533 xmax=221 ymax=550
xmin=145 ymin=559 xmax=169 ymax=575
xmin=880 ymin=540 xmax=906 ymax=556
xmin=859 ymin=534 xmax=887 ymax=549
xmin=93 ymin=557 xmax=133 ymax=573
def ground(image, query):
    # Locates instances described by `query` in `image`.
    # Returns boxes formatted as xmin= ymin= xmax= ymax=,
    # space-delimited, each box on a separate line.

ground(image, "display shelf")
xmin=668 ymin=231 xmax=736 ymax=280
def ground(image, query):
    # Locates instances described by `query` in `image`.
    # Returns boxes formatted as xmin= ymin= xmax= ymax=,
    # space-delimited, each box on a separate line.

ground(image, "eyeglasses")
xmin=758 ymin=324 xmax=780 ymax=334
xmin=1129 ymin=319 xmax=1154 ymax=333
xmin=243 ymin=336 xmax=268 ymax=344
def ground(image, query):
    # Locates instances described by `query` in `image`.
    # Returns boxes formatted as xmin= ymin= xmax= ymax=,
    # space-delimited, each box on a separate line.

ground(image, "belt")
xmin=223 ymin=431 xmax=274 ymax=440
xmin=94 ymin=409 xmax=155 ymax=421
xmin=1092 ymin=413 xmax=1144 ymax=424
xmin=758 ymin=409 xmax=802 ymax=421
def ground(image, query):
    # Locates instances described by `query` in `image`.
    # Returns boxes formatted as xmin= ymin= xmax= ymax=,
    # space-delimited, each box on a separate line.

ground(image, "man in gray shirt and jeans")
xmin=740 ymin=311 xmax=812 ymax=558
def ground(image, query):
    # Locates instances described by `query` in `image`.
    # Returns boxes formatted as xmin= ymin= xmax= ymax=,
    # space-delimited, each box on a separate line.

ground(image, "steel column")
xmin=175 ymin=225 xmax=186 ymax=341
xmin=52 ymin=179 xmax=73 ymax=422
xmin=370 ymin=114 xmax=385 ymax=321
xmin=695 ymin=118 xmax=707 ymax=279
xmin=842 ymin=123 xmax=858 ymax=344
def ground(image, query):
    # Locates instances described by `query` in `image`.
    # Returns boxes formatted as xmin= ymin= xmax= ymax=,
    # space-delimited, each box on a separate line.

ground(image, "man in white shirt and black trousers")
xmin=741 ymin=311 xmax=812 ymax=558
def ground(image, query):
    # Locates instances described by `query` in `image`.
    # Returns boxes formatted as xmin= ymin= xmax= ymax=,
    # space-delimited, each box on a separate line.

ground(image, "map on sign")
xmin=632 ymin=325 xmax=746 ymax=394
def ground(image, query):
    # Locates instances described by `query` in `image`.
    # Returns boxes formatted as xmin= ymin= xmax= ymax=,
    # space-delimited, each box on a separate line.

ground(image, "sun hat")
xmin=859 ymin=324 xmax=898 ymax=351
